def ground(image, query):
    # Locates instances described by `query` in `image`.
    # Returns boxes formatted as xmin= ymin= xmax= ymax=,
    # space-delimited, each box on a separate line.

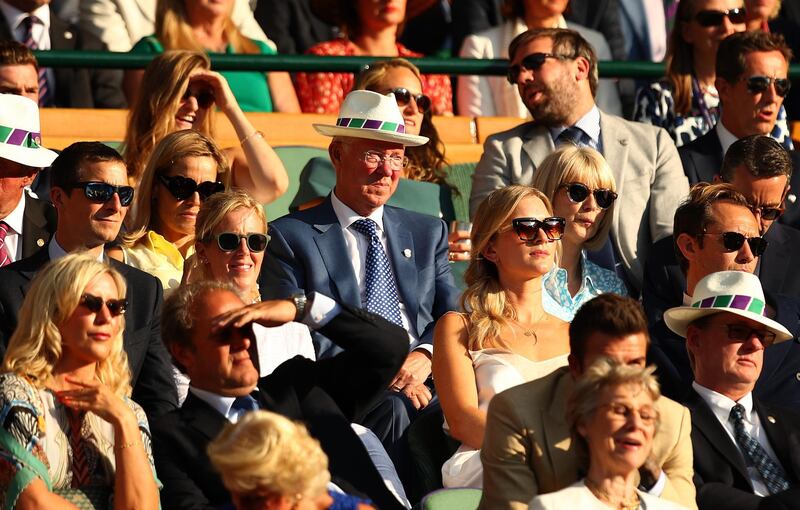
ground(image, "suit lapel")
xmin=599 ymin=113 xmax=628 ymax=260
xmin=521 ymin=125 xmax=554 ymax=171
xmin=755 ymin=399 xmax=800 ymax=483
xmin=761 ymin=225 xmax=790 ymax=295
xmin=690 ymin=131 xmax=723 ymax=184
xmin=0 ymin=9 xmax=12 ymax=40
xmin=181 ymin=392 xmax=229 ymax=442
xmin=21 ymin=195 xmax=53 ymax=259
xmin=311 ymin=198 xmax=361 ymax=306
xmin=383 ymin=207 xmax=418 ymax=330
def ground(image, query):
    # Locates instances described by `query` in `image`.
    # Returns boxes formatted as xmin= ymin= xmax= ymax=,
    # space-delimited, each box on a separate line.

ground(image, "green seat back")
xmin=442 ymin=162 xmax=477 ymax=222
xmin=420 ymin=488 xmax=483 ymax=510
xmin=265 ymin=146 xmax=329 ymax=221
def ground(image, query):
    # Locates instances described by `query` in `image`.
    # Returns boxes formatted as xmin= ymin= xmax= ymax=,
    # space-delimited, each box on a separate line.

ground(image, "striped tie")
xmin=21 ymin=15 xmax=51 ymax=107
xmin=0 ymin=222 xmax=11 ymax=267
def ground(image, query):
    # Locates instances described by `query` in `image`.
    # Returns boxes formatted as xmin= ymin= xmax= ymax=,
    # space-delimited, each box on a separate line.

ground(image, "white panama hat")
xmin=663 ymin=271 xmax=793 ymax=343
xmin=0 ymin=94 xmax=57 ymax=168
xmin=313 ymin=90 xmax=429 ymax=147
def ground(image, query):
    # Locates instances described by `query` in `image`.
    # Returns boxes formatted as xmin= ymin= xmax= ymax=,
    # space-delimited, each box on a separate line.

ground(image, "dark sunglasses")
xmin=506 ymin=52 xmax=565 ymax=84
xmin=693 ymin=7 xmax=747 ymax=27
xmin=388 ymin=87 xmax=431 ymax=114
xmin=68 ymin=181 xmax=134 ymax=207
xmin=182 ymin=87 xmax=215 ymax=109
xmin=158 ymin=174 xmax=224 ymax=201
xmin=749 ymin=204 xmax=785 ymax=221
xmin=561 ymin=182 xmax=618 ymax=209
xmin=80 ymin=293 xmax=128 ymax=317
xmin=511 ymin=216 xmax=566 ymax=242
xmin=702 ymin=231 xmax=768 ymax=256
xmin=744 ymin=75 xmax=792 ymax=97
xmin=214 ymin=232 xmax=270 ymax=253
xmin=721 ymin=323 xmax=777 ymax=346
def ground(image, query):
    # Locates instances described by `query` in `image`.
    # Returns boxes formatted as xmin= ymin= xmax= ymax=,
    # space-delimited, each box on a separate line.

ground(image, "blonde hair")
xmin=3 ymin=253 xmax=131 ymax=396
xmin=123 ymin=130 xmax=231 ymax=247
xmin=207 ymin=410 xmax=330 ymax=500
xmin=125 ymin=50 xmax=214 ymax=183
xmin=461 ymin=185 xmax=555 ymax=350
xmin=188 ymin=189 xmax=267 ymax=282
xmin=531 ymin=145 xmax=616 ymax=251
xmin=155 ymin=0 xmax=259 ymax=55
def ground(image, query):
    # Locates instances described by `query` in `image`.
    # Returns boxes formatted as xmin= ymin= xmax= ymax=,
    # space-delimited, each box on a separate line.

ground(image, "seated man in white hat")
xmin=0 ymin=93 xmax=57 ymax=267
xmin=664 ymin=271 xmax=800 ymax=510
xmin=260 ymin=89 xmax=460 ymax=480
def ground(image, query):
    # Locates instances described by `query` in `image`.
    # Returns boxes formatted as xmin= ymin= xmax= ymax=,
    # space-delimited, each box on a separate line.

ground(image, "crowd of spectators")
xmin=0 ymin=1 xmax=799 ymax=509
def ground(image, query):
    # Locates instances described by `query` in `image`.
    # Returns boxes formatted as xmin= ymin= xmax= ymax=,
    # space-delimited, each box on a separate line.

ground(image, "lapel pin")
xmin=64 ymin=31 xmax=73 ymax=40
xmin=403 ymin=249 xmax=412 ymax=258
xmin=767 ymin=415 xmax=776 ymax=424
xmin=788 ymin=194 xmax=797 ymax=204
xmin=36 ymin=238 xmax=45 ymax=247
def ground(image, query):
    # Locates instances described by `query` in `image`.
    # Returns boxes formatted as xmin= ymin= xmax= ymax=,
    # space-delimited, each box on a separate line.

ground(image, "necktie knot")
xmin=231 ymin=394 xmax=258 ymax=412
xmin=729 ymin=403 xmax=746 ymax=425
xmin=557 ymin=126 xmax=587 ymax=147
xmin=351 ymin=218 xmax=378 ymax=239
xmin=0 ymin=221 xmax=11 ymax=267
xmin=0 ymin=221 xmax=9 ymax=239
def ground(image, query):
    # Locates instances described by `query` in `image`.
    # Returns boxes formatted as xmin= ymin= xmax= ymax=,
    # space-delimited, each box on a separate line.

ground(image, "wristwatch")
xmin=291 ymin=293 xmax=308 ymax=321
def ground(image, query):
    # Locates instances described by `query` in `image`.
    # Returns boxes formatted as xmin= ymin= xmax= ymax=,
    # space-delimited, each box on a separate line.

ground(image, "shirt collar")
xmin=47 ymin=236 xmax=105 ymax=262
xmin=693 ymin=381 xmax=755 ymax=425
xmin=715 ymin=122 xmax=739 ymax=157
xmin=549 ymin=106 xmax=601 ymax=147
xmin=0 ymin=1 xmax=50 ymax=33
xmin=543 ymin=252 xmax=596 ymax=296
xmin=1 ymin=192 xmax=26 ymax=235
xmin=188 ymin=386 xmax=236 ymax=419
xmin=331 ymin=189 xmax=385 ymax=233
xmin=682 ymin=292 xmax=693 ymax=306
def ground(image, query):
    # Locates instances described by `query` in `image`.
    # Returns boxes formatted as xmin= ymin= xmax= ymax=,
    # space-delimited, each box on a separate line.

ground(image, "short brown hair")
xmin=721 ymin=135 xmax=792 ymax=181
xmin=0 ymin=41 xmax=37 ymax=69
xmin=569 ymin=294 xmax=649 ymax=369
xmin=673 ymin=183 xmax=751 ymax=273
xmin=716 ymin=31 xmax=792 ymax=84
xmin=507 ymin=28 xmax=598 ymax=98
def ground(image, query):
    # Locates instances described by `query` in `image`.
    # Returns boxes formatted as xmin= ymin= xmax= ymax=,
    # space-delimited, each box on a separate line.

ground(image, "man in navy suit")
xmin=260 ymin=90 xmax=459 ymax=478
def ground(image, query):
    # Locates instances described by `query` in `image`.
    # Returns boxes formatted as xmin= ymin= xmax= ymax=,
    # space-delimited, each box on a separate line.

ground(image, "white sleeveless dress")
xmin=441 ymin=348 xmax=569 ymax=488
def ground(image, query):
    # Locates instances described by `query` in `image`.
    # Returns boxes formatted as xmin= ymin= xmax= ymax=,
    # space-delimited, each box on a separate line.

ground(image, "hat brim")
xmin=313 ymin=123 xmax=429 ymax=147
xmin=663 ymin=306 xmax=794 ymax=343
xmin=0 ymin=144 xmax=58 ymax=168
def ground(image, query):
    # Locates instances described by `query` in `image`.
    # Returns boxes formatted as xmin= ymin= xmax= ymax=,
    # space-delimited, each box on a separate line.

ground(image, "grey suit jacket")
xmin=469 ymin=112 xmax=688 ymax=290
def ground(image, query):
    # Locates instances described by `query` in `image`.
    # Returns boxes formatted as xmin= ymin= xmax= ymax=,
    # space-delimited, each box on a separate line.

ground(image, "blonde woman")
xmin=531 ymin=146 xmax=626 ymax=322
xmin=433 ymin=185 xmax=571 ymax=488
xmin=0 ymin=254 xmax=159 ymax=510
xmin=124 ymin=0 xmax=299 ymax=113
xmin=116 ymin=130 xmax=229 ymax=292
xmin=123 ymin=50 xmax=289 ymax=203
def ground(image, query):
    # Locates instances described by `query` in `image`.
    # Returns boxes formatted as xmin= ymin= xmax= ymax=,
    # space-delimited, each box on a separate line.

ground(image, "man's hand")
xmin=390 ymin=351 xmax=432 ymax=410
xmin=448 ymin=230 xmax=471 ymax=262
xmin=212 ymin=299 xmax=297 ymax=331
xmin=401 ymin=382 xmax=433 ymax=410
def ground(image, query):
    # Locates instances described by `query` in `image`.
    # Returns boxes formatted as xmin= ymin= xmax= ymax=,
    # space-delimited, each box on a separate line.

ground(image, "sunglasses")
xmin=80 ymin=293 xmax=128 ymax=317
xmin=717 ymin=323 xmax=776 ymax=347
xmin=749 ymin=204 xmax=785 ymax=221
xmin=68 ymin=181 xmax=135 ymax=207
xmin=158 ymin=174 xmax=224 ymax=201
xmin=693 ymin=7 xmax=747 ymax=27
xmin=702 ymin=231 xmax=768 ymax=256
xmin=214 ymin=232 xmax=270 ymax=253
xmin=744 ymin=75 xmax=792 ymax=97
xmin=561 ymin=182 xmax=618 ymax=209
xmin=511 ymin=216 xmax=566 ymax=242
xmin=507 ymin=52 xmax=565 ymax=84
xmin=182 ymin=87 xmax=214 ymax=109
xmin=388 ymin=87 xmax=431 ymax=114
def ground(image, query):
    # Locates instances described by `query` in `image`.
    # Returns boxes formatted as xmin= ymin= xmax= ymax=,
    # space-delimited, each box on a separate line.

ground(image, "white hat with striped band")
xmin=0 ymin=94 xmax=57 ymax=168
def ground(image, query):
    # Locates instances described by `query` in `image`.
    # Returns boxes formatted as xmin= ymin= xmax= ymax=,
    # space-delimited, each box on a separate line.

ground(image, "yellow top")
xmin=122 ymin=230 xmax=193 ymax=294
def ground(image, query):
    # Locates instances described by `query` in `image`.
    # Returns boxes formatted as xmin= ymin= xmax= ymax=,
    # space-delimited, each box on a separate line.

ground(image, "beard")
xmin=522 ymin=74 xmax=578 ymax=126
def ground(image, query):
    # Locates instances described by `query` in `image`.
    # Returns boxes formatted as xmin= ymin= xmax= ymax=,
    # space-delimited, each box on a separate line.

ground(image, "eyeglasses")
xmin=701 ymin=231 xmax=768 ymax=256
xmin=181 ymin=87 xmax=214 ymax=109
xmin=362 ymin=151 xmax=409 ymax=171
xmin=79 ymin=293 xmax=128 ymax=317
xmin=510 ymin=216 xmax=566 ymax=242
xmin=387 ymin=87 xmax=431 ymax=114
xmin=561 ymin=182 xmax=618 ymax=209
xmin=603 ymin=402 xmax=658 ymax=425
xmin=743 ymin=75 xmax=792 ymax=97
xmin=693 ymin=8 xmax=747 ymax=27
xmin=213 ymin=232 xmax=270 ymax=253
xmin=715 ymin=323 xmax=777 ymax=347
xmin=158 ymin=174 xmax=224 ymax=201
xmin=68 ymin=182 xmax=135 ymax=207
xmin=506 ymin=52 xmax=567 ymax=84
xmin=749 ymin=204 xmax=785 ymax=221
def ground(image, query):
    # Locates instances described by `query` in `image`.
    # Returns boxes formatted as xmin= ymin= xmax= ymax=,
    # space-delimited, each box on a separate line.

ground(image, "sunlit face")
xmin=372 ymin=66 xmax=425 ymax=136
xmin=356 ymin=0 xmax=406 ymax=30
xmin=0 ymin=156 xmax=37 ymax=215
xmin=745 ymin=0 xmax=780 ymax=21
xmin=154 ymin=155 xmax=219 ymax=244
xmin=175 ymin=79 xmax=213 ymax=131
xmin=184 ymin=0 xmax=234 ymax=19
xmin=551 ymin=178 xmax=610 ymax=247
xmin=58 ymin=273 xmax=123 ymax=368
xmin=0 ymin=64 xmax=38 ymax=102
xmin=197 ymin=207 xmax=266 ymax=295
xmin=718 ymin=50 xmax=789 ymax=138
xmin=681 ymin=0 xmax=745 ymax=58
xmin=483 ymin=196 xmax=557 ymax=281
xmin=578 ymin=332 xmax=648 ymax=374
xmin=727 ymin=165 xmax=788 ymax=234
xmin=331 ymin=137 xmax=403 ymax=216
xmin=524 ymin=0 xmax=570 ymax=19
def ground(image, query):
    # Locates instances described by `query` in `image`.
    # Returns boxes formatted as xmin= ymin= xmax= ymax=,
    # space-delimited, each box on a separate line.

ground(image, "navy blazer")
xmin=260 ymin=196 xmax=459 ymax=358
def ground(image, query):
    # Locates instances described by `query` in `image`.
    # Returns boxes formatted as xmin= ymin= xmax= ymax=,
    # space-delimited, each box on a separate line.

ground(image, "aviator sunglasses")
xmin=68 ymin=181 xmax=135 ymax=207
xmin=693 ymin=7 xmax=747 ymax=27
xmin=511 ymin=216 xmax=566 ymax=242
xmin=158 ymin=174 xmax=224 ymax=201
xmin=182 ymin=87 xmax=215 ymax=109
xmin=80 ymin=293 xmax=128 ymax=317
xmin=561 ymin=182 xmax=618 ymax=209
xmin=744 ymin=75 xmax=791 ymax=97
xmin=702 ymin=231 xmax=768 ymax=256
xmin=506 ymin=52 xmax=566 ymax=84
xmin=214 ymin=232 xmax=270 ymax=253
xmin=388 ymin=88 xmax=432 ymax=114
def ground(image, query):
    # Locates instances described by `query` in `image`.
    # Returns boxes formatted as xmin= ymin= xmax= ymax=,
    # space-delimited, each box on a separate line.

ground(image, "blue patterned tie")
xmin=729 ymin=404 xmax=790 ymax=494
xmin=231 ymin=394 xmax=259 ymax=413
xmin=350 ymin=218 xmax=403 ymax=326
xmin=557 ymin=126 xmax=588 ymax=147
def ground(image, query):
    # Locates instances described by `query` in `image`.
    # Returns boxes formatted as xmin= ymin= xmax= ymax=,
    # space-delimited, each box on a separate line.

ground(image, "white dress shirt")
xmin=47 ymin=236 xmax=105 ymax=262
xmin=1 ymin=193 xmax=26 ymax=263
xmin=693 ymin=382 xmax=782 ymax=496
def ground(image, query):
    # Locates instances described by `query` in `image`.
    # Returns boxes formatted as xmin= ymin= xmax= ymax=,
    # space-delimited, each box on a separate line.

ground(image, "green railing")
xmin=31 ymin=50 xmax=800 ymax=78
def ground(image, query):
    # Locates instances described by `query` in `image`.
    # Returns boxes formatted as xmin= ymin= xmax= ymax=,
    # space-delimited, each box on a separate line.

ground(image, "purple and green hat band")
xmin=0 ymin=124 xmax=42 ymax=149
xmin=336 ymin=117 xmax=406 ymax=134
xmin=691 ymin=294 xmax=766 ymax=316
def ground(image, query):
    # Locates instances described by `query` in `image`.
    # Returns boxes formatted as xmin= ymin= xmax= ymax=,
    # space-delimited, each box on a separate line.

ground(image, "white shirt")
xmin=715 ymin=122 xmax=740 ymax=158
xmin=330 ymin=190 xmax=427 ymax=353
xmin=693 ymin=382 xmax=782 ymax=496
xmin=47 ymin=236 xmax=104 ymax=262
xmin=1 ymin=193 xmax=26 ymax=262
